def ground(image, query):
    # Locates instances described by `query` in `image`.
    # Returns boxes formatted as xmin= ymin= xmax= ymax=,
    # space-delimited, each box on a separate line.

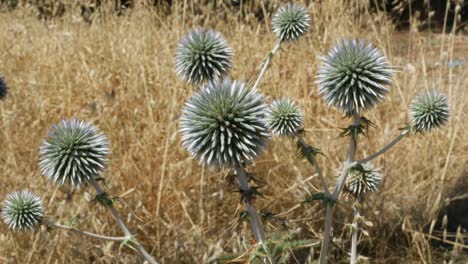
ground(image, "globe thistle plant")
xmin=179 ymin=79 xmax=269 ymax=169
xmin=39 ymin=119 xmax=110 ymax=188
xmin=344 ymin=163 xmax=382 ymax=197
xmin=265 ymin=98 xmax=304 ymax=136
xmin=1 ymin=190 xmax=44 ymax=231
xmin=272 ymin=3 xmax=311 ymax=42
xmin=316 ymin=39 xmax=393 ymax=113
xmin=409 ymin=90 xmax=450 ymax=133
xmin=175 ymin=29 xmax=233 ymax=84
xmin=0 ymin=75 xmax=7 ymax=100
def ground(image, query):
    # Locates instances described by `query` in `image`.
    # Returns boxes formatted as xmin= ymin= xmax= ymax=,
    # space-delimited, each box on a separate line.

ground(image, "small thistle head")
xmin=272 ymin=3 xmax=311 ymax=42
xmin=179 ymin=79 xmax=269 ymax=169
xmin=0 ymin=75 xmax=8 ymax=101
xmin=316 ymin=39 xmax=393 ymax=113
xmin=1 ymin=190 xmax=44 ymax=231
xmin=175 ymin=29 xmax=233 ymax=84
xmin=265 ymin=98 xmax=304 ymax=136
xmin=39 ymin=119 xmax=110 ymax=188
xmin=409 ymin=90 xmax=450 ymax=133
xmin=344 ymin=163 xmax=382 ymax=197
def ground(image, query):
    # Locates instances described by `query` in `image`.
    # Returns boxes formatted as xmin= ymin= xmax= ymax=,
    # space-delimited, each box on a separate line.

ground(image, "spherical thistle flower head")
xmin=179 ymin=79 xmax=270 ymax=169
xmin=0 ymin=75 xmax=8 ymax=101
xmin=316 ymin=39 xmax=393 ymax=113
xmin=265 ymin=98 xmax=304 ymax=136
xmin=175 ymin=29 xmax=233 ymax=84
xmin=39 ymin=119 xmax=110 ymax=188
xmin=272 ymin=3 xmax=311 ymax=42
xmin=1 ymin=190 xmax=44 ymax=231
xmin=344 ymin=163 xmax=382 ymax=197
xmin=409 ymin=90 xmax=450 ymax=133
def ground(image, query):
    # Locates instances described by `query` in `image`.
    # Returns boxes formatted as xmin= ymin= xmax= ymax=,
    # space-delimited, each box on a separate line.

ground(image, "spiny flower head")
xmin=175 ymin=29 xmax=233 ymax=84
xmin=409 ymin=90 xmax=450 ymax=133
xmin=0 ymin=75 xmax=7 ymax=100
xmin=265 ymin=98 xmax=304 ymax=136
xmin=1 ymin=190 xmax=44 ymax=231
xmin=272 ymin=3 xmax=311 ymax=42
xmin=344 ymin=163 xmax=382 ymax=197
xmin=316 ymin=39 xmax=393 ymax=113
xmin=180 ymin=79 xmax=269 ymax=169
xmin=39 ymin=119 xmax=110 ymax=188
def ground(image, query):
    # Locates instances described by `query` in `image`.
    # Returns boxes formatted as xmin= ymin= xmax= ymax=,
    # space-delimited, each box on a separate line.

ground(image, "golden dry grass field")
xmin=0 ymin=1 xmax=467 ymax=263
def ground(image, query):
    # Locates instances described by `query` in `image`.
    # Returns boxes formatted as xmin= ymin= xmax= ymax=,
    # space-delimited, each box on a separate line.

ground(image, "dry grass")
xmin=0 ymin=1 xmax=467 ymax=263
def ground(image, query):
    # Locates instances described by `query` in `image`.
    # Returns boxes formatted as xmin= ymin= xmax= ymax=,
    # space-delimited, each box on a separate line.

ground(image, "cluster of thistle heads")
xmin=175 ymin=2 xmax=450 ymax=175
xmin=1 ymin=116 xmax=110 ymax=230
xmin=1 ymin=1 xmax=451 ymax=235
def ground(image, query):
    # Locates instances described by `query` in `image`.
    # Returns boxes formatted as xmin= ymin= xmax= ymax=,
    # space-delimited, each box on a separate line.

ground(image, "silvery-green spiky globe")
xmin=180 ymin=79 xmax=269 ymax=169
xmin=344 ymin=163 xmax=382 ymax=197
xmin=265 ymin=98 xmax=304 ymax=136
xmin=316 ymin=39 xmax=393 ymax=113
xmin=175 ymin=29 xmax=233 ymax=84
xmin=409 ymin=90 xmax=450 ymax=133
xmin=0 ymin=75 xmax=7 ymax=100
xmin=272 ymin=3 xmax=311 ymax=42
xmin=1 ymin=190 xmax=44 ymax=231
xmin=39 ymin=119 xmax=110 ymax=188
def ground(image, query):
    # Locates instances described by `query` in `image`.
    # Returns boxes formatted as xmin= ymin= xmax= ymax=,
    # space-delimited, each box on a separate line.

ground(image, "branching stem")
xmin=295 ymin=134 xmax=330 ymax=196
xmin=89 ymin=178 xmax=158 ymax=264
xmin=355 ymin=129 xmax=409 ymax=165
xmin=45 ymin=220 xmax=129 ymax=242
xmin=319 ymin=111 xmax=360 ymax=264
xmin=252 ymin=41 xmax=282 ymax=92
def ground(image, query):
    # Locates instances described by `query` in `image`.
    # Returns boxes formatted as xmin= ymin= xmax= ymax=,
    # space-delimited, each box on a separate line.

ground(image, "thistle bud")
xmin=175 ymin=29 xmax=233 ymax=84
xmin=409 ymin=90 xmax=450 ymax=133
xmin=1 ymin=190 xmax=44 ymax=231
xmin=317 ymin=40 xmax=393 ymax=113
xmin=265 ymin=98 xmax=304 ymax=136
xmin=39 ymin=119 xmax=110 ymax=188
xmin=272 ymin=3 xmax=311 ymax=42
xmin=180 ymin=79 xmax=269 ymax=169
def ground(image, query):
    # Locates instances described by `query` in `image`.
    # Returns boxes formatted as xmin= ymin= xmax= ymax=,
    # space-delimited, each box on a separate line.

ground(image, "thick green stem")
xmin=89 ymin=178 xmax=158 ymax=264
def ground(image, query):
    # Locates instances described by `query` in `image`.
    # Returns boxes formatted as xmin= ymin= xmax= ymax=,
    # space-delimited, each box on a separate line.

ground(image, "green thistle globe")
xmin=265 ymin=98 xmax=304 ymax=136
xmin=0 ymin=75 xmax=7 ymax=100
xmin=175 ymin=29 xmax=233 ymax=84
xmin=39 ymin=119 xmax=110 ymax=188
xmin=272 ymin=3 xmax=311 ymax=42
xmin=344 ymin=163 xmax=382 ymax=197
xmin=316 ymin=39 xmax=393 ymax=113
xmin=179 ymin=79 xmax=269 ymax=169
xmin=409 ymin=90 xmax=450 ymax=133
xmin=1 ymin=190 xmax=44 ymax=231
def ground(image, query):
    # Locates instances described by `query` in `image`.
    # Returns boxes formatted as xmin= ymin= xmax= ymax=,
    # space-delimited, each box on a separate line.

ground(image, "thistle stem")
xmin=234 ymin=165 xmax=266 ymax=244
xmin=295 ymin=134 xmax=330 ymax=196
xmin=355 ymin=129 xmax=409 ymax=165
xmin=252 ymin=41 xmax=282 ymax=92
xmin=319 ymin=111 xmax=360 ymax=264
xmin=234 ymin=165 xmax=273 ymax=264
xmin=350 ymin=197 xmax=362 ymax=264
xmin=89 ymin=178 xmax=158 ymax=264
xmin=45 ymin=220 xmax=129 ymax=242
